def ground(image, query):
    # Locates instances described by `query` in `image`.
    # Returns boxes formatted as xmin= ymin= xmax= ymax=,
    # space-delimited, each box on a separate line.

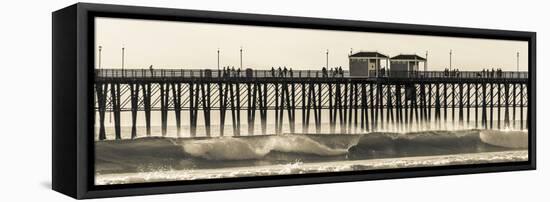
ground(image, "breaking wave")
xmin=180 ymin=135 xmax=358 ymax=160
xmin=95 ymin=129 xmax=528 ymax=174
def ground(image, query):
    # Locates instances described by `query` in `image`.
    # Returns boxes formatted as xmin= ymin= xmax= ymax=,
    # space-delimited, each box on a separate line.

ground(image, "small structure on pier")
xmin=390 ymin=54 xmax=427 ymax=78
xmin=349 ymin=51 xmax=389 ymax=77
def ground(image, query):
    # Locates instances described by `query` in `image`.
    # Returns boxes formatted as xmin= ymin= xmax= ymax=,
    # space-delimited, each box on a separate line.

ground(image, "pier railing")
xmin=95 ymin=69 xmax=528 ymax=80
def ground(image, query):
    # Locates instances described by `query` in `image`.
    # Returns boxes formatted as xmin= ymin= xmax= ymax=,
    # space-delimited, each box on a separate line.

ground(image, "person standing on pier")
xmin=289 ymin=68 xmax=293 ymax=77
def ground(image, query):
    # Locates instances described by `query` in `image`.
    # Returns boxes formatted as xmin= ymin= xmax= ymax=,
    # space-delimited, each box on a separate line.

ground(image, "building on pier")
xmin=390 ymin=54 xmax=427 ymax=78
xmin=349 ymin=51 xmax=389 ymax=77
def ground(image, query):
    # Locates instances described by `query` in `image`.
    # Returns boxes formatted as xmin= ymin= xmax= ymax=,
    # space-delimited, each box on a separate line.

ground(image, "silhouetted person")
xmin=283 ymin=66 xmax=288 ymax=77
xmin=289 ymin=68 xmax=293 ymax=77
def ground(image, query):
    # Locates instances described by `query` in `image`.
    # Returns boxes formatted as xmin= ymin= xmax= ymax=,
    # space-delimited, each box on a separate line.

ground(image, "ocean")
xmin=94 ymin=129 xmax=528 ymax=185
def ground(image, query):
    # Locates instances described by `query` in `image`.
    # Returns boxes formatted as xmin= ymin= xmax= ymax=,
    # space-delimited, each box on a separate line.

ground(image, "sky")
xmin=94 ymin=17 xmax=528 ymax=71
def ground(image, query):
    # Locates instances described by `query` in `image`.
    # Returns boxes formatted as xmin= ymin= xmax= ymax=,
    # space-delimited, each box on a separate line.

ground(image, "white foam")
xmin=479 ymin=130 xmax=528 ymax=149
xmin=95 ymin=150 xmax=528 ymax=185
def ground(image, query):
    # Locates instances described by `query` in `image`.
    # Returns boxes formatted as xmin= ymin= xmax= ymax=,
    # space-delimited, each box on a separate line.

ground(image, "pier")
xmin=94 ymin=68 xmax=529 ymax=140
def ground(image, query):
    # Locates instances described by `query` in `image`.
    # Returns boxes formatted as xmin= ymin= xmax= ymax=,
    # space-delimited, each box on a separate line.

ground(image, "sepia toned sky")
xmin=94 ymin=17 xmax=528 ymax=71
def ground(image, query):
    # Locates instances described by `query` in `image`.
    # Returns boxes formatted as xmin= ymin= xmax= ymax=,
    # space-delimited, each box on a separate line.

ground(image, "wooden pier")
xmin=94 ymin=69 xmax=529 ymax=140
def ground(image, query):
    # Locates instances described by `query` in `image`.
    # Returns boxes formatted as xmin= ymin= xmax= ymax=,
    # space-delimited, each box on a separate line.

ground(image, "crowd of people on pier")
xmin=214 ymin=66 xmax=509 ymax=79
xmin=478 ymin=68 xmax=505 ymax=78
xmin=219 ymin=66 xmax=351 ymax=78
xmin=443 ymin=68 xmax=461 ymax=77
xmin=443 ymin=68 xmax=507 ymax=78
xmin=269 ymin=66 xmax=293 ymax=77
xmin=220 ymin=66 xmax=243 ymax=77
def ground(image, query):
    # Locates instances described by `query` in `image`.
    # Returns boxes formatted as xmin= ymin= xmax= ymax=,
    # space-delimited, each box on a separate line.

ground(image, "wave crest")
xmin=180 ymin=135 xmax=360 ymax=160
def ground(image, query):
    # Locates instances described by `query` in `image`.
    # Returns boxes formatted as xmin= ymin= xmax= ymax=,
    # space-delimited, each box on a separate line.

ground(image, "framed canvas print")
xmin=52 ymin=3 xmax=536 ymax=199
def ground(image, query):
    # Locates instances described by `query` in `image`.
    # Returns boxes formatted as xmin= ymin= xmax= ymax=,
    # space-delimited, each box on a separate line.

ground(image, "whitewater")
xmin=94 ymin=129 xmax=528 ymax=185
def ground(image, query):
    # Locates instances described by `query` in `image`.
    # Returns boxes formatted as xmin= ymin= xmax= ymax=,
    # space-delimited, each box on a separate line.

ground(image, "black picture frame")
xmin=52 ymin=3 xmax=536 ymax=199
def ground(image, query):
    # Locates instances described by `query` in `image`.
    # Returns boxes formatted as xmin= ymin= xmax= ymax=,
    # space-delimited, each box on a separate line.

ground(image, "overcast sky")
xmin=95 ymin=17 xmax=528 ymax=71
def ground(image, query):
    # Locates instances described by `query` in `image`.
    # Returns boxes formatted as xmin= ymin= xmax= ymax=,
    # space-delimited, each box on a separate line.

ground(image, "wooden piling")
xmin=482 ymin=83 xmax=488 ymax=129
xmin=343 ymin=83 xmax=348 ymax=132
xmin=188 ymin=83 xmax=196 ymax=137
xmin=318 ymin=83 xmax=323 ymax=133
xmin=96 ymin=83 xmax=107 ymax=140
xmin=329 ymin=83 xmax=335 ymax=132
xmin=459 ymin=83 xmax=464 ymax=127
xmin=387 ymin=84 xmax=394 ymax=130
xmin=160 ymin=83 xmax=169 ymax=136
xmin=520 ymin=84 xmax=524 ymax=129
xmin=490 ymin=83 xmax=494 ymax=129
xmin=111 ymin=83 xmax=121 ymax=140
xmin=475 ymin=83 xmax=479 ymax=128
xmin=443 ymin=83 xmax=448 ymax=127
xmin=229 ymin=83 xmax=239 ymax=136
xmin=452 ymin=83 xmax=456 ymax=125
xmin=427 ymin=84 xmax=432 ymax=130
xmin=354 ymin=83 xmax=359 ymax=132
xmin=512 ymin=84 xmax=516 ymax=129
xmin=396 ymin=84 xmax=403 ymax=131
xmin=130 ymin=83 xmax=139 ymax=139
xmin=361 ymin=83 xmax=368 ymax=131
xmin=302 ymin=83 xmax=308 ymax=133
xmin=497 ymin=83 xmax=502 ymax=129
xmin=379 ymin=84 xmax=384 ymax=130
xmin=219 ymin=82 xmax=228 ymax=136
xmin=247 ymin=83 xmax=253 ymax=135
xmin=260 ymin=83 xmax=268 ymax=135
xmin=200 ymin=83 xmax=210 ymax=136
xmin=142 ymin=83 xmax=151 ymax=136
xmin=369 ymin=83 xmax=377 ymax=131
xmin=435 ymin=83 xmax=441 ymax=129
xmin=504 ymin=83 xmax=510 ymax=128
xmin=285 ymin=82 xmax=294 ymax=133
xmin=466 ymin=84 xmax=471 ymax=127
xmin=275 ymin=83 xmax=280 ymax=134
xmin=236 ymin=83 xmax=241 ymax=136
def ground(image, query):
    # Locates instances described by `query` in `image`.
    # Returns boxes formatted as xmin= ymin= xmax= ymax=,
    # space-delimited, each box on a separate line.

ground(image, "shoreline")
xmin=95 ymin=150 xmax=528 ymax=185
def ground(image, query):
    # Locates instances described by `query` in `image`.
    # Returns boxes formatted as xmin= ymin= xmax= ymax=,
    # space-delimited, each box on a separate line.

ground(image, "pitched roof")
xmin=349 ymin=52 xmax=388 ymax=58
xmin=390 ymin=54 xmax=426 ymax=61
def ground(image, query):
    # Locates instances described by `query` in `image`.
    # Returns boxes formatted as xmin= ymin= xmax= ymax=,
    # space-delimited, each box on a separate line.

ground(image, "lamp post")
xmin=98 ymin=46 xmax=102 ymax=69
xmin=240 ymin=47 xmax=243 ymax=70
xmin=449 ymin=49 xmax=452 ymax=69
xmin=121 ymin=46 xmax=125 ymax=71
xmin=217 ymin=48 xmax=220 ymax=72
xmin=517 ymin=52 xmax=520 ymax=72
xmin=326 ymin=49 xmax=329 ymax=69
